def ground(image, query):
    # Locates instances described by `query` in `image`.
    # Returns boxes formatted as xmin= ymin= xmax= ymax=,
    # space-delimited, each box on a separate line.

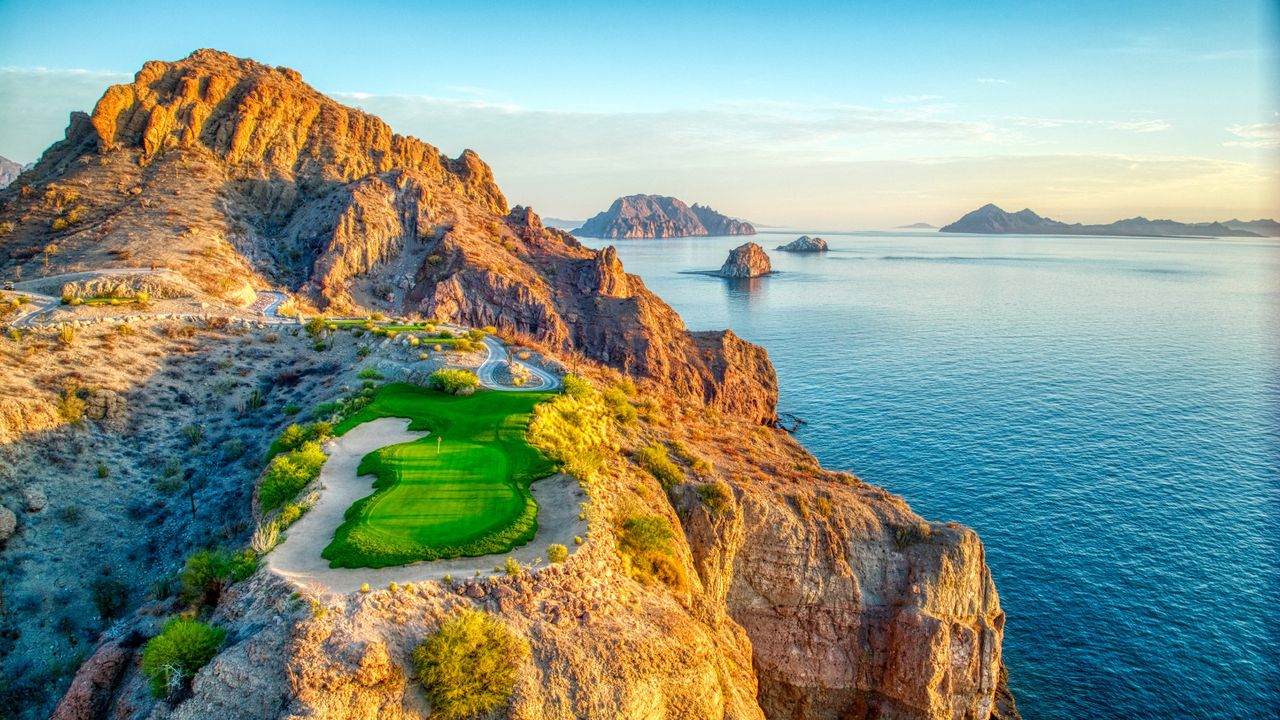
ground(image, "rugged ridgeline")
xmin=1 ymin=50 xmax=1017 ymax=720
xmin=941 ymin=203 xmax=1271 ymax=238
xmin=574 ymin=194 xmax=756 ymax=238
xmin=0 ymin=50 xmax=774 ymax=424
xmin=0 ymin=155 xmax=22 ymax=189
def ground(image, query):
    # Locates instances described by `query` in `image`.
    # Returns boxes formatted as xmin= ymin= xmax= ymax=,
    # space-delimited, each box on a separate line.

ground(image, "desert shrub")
xmin=276 ymin=423 xmax=307 ymax=452
xmin=356 ymin=347 xmax=371 ymax=358
xmin=250 ymin=522 xmax=279 ymax=554
xmin=815 ymin=497 xmax=833 ymax=517
xmin=358 ymin=366 xmax=383 ymax=380
xmin=561 ymin=373 xmax=591 ymax=398
xmin=282 ymin=404 xmax=301 ymax=416
xmin=278 ymin=502 xmax=302 ymax=527
xmin=503 ymin=557 xmax=522 ymax=576
xmin=141 ymin=618 xmax=225 ymax=698
xmin=601 ymin=387 xmax=637 ymax=425
xmin=179 ymin=548 xmax=258 ymax=606
xmin=428 ymin=368 xmax=479 ymax=395
xmin=547 ymin=544 xmax=568 ymax=563
xmin=695 ymin=481 xmax=733 ymax=514
xmin=467 ymin=328 xmax=485 ymax=342
xmin=58 ymin=324 xmax=76 ymax=346
xmin=259 ymin=441 xmax=326 ymax=510
xmin=427 ymin=254 xmax=444 ymax=265
xmin=181 ymin=423 xmax=203 ymax=446
xmin=618 ymin=514 xmax=684 ymax=589
xmin=573 ymin=536 xmax=583 ymax=545
xmin=894 ymin=522 xmax=934 ymax=549
xmin=246 ymin=389 xmax=264 ymax=411
xmin=412 ymin=610 xmax=529 ymax=719
xmin=527 ymin=376 xmax=615 ymax=482
xmin=635 ymin=443 xmax=683 ymax=489
xmin=56 ymin=381 xmax=86 ymax=423
xmin=304 ymin=317 xmax=327 ymax=337
xmin=438 ymin=329 xmax=454 ymax=339
xmin=96 ymin=463 xmax=110 ymax=478
xmin=90 ymin=576 xmax=129 ymax=619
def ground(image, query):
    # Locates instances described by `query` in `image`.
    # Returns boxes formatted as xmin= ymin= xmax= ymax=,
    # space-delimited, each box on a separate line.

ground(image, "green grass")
xmin=323 ymin=384 xmax=557 ymax=568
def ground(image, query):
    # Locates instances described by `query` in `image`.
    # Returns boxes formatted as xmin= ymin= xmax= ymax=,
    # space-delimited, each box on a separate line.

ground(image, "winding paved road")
xmin=476 ymin=335 xmax=562 ymax=391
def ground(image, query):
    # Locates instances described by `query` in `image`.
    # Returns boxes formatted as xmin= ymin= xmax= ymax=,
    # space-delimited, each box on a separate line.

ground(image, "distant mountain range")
xmin=941 ymin=204 xmax=1276 ymax=238
xmin=574 ymin=194 xmax=755 ymax=238
xmin=0 ymin=155 xmax=23 ymax=189
xmin=897 ymin=222 xmax=936 ymax=229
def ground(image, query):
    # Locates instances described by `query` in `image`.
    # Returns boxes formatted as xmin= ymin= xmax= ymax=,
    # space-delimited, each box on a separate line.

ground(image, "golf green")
xmin=322 ymin=384 xmax=558 ymax=568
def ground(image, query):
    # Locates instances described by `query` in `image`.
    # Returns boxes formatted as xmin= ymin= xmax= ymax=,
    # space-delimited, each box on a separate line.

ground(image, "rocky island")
xmin=0 ymin=49 xmax=1016 ymax=720
xmin=716 ymin=242 xmax=774 ymax=277
xmin=776 ymin=235 xmax=828 ymax=252
xmin=941 ymin=203 xmax=1269 ymax=238
xmin=574 ymin=194 xmax=755 ymax=238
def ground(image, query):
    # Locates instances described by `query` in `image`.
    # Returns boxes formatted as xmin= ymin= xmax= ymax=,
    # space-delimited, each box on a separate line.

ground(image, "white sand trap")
xmin=266 ymin=416 xmax=588 ymax=595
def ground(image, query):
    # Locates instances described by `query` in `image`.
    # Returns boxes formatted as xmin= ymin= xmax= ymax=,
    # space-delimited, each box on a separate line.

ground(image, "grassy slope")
xmin=323 ymin=384 xmax=557 ymax=568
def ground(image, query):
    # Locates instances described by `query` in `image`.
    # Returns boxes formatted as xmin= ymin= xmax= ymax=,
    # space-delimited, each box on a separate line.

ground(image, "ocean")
xmin=579 ymin=230 xmax=1280 ymax=720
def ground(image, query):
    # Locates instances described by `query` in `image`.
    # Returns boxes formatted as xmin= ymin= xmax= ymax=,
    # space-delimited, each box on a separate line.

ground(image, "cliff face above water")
xmin=941 ymin=203 xmax=1267 ymax=238
xmin=0 ymin=49 xmax=776 ymax=424
xmin=574 ymin=194 xmax=755 ymax=238
xmin=1 ymin=48 xmax=1016 ymax=720
xmin=717 ymin=242 xmax=773 ymax=277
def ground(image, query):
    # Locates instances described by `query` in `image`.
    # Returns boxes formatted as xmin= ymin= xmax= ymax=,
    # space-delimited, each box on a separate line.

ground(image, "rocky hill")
xmin=0 ymin=49 xmax=775 ymax=425
xmin=0 ymin=49 xmax=1016 ymax=720
xmin=574 ymin=195 xmax=755 ymax=238
xmin=941 ymin=203 xmax=1264 ymax=238
xmin=0 ymin=155 xmax=21 ymax=189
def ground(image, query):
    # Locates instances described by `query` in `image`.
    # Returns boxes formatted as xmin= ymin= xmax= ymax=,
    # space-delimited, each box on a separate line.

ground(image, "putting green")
xmin=322 ymin=384 xmax=557 ymax=568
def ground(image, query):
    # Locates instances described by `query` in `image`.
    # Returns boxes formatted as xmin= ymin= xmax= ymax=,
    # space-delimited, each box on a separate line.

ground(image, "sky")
xmin=0 ymin=0 xmax=1275 ymax=228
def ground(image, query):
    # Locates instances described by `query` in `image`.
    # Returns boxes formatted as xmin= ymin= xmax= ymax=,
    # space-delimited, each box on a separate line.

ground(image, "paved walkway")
xmin=264 ymin=417 xmax=588 ymax=594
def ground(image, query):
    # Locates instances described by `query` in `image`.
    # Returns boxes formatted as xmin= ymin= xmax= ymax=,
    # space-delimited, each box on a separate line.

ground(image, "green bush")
xmin=90 ymin=576 xmax=129 ymax=619
xmin=547 ymin=544 xmax=568 ymax=563
xmin=695 ymin=481 xmax=734 ymax=514
xmin=527 ymin=377 xmax=615 ymax=482
xmin=179 ymin=548 xmax=258 ymax=606
xmin=635 ymin=443 xmax=684 ymax=489
xmin=278 ymin=502 xmax=302 ymax=527
xmin=141 ymin=618 xmax=225 ymax=698
xmin=412 ymin=610 xmax=529 ymax=719
xmin=358 ymin=366 xmax=383 ymax=380
xmin=259 ymin=441 xmax=326 ymax=510
xmin=602 ymin=387 xmax=637 ymax=426
xmin=428 ymin=368 xmax=479 ymax=395
xmin=618 ymin=514 xmax=685 ymax=589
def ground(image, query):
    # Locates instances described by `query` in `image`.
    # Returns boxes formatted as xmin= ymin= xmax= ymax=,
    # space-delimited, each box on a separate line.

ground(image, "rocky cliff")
xmin=717 ymin=242 xmax=773 ymax=277
xmin=574 ymin=195 xmax=755 ymax=238
xmin=0 ymin=49 xmax=776 ymax=425
xmin=2 ymin=49 xmax=1016 ymax=720
xmin=776 ymin=236 xmax=828 ymax=252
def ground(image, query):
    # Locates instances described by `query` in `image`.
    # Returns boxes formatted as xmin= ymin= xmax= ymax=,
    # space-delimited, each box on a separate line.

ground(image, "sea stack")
xmin=776 ymin=235 xmax=828 ymax=252
xmin=717 ymin=242 xmax=773 ymax=277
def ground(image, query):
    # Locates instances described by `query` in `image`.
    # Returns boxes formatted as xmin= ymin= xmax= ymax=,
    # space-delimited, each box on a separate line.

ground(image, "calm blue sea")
xmin=580 ymin=231 xmax=1280 ymax=720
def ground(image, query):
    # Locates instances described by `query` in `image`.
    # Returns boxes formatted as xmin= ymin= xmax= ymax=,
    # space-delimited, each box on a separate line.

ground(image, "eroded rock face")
xmin=574 ymin=195 xmax=755 ymax=238
xmin=0 ymin=50 xmax=779 ymax=425
xmin=718 ymin=242 xmax=773 ymax=278
xmin=776 ymin=236 xmax=828 ymax=253
xmin=681 ymin=478 xmax=1007 ymax=720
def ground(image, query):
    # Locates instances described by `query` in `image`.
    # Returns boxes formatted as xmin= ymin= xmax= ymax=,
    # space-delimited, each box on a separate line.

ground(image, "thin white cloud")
xmin=975 ymin=77 xmax=1009 ymax=85
xmin=885 ymin=94 xmax=943 ymax=104
xmin=1005 ymin=116 xmax=1172 ymax=133
xmin=1224 ymin=122 xmax=1280 ymax=149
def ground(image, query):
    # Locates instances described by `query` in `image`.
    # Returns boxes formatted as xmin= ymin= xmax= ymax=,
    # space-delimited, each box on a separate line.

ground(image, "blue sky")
xmin=0 ymin=0 xmax=1275 ymax=227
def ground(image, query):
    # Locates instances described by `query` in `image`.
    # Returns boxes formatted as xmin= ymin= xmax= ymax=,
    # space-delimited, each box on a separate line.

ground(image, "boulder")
xmin=0 ymin=506 xmax=15 ymax=544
